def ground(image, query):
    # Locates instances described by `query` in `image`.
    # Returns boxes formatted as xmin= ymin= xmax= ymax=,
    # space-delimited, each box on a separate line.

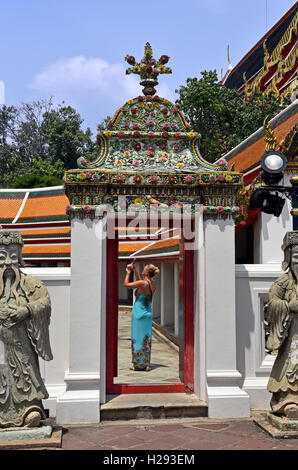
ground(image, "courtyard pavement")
xmin=7 ymin=309 xmax=298 ymax=454
xmin=115 ymin=308 xmax=180 ymax=384
xmin=58 ymin=415 xmax=298 ymax=451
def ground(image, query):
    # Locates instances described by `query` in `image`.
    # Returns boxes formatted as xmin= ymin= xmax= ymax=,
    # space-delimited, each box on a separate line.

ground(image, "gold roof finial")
xmin=263 ymin=115 xmax=277 ymax=152
xmin=227 ymin=45 xmax=233 ymax=70
xmin=125 ymin=42 xmax=172 ymax=96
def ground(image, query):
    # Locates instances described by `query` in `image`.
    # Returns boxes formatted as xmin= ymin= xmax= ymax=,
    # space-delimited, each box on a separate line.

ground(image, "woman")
xmin=124 ymin=263 xmax=159 ymax=371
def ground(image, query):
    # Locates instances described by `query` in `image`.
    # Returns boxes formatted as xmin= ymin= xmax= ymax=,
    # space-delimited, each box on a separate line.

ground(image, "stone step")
xmin=100 ymin=393 xmax=208 ymax=421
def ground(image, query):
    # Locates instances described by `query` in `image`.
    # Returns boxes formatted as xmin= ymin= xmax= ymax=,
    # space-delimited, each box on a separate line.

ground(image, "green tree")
xmin=0 ymin=99 xmax=98 ymax=188
xmin=175 ymin=70 xmax=290 ymax=162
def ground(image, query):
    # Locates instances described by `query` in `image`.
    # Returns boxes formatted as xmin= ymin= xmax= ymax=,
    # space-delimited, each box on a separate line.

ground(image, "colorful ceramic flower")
xmin=131 ymin=108 xmax=137 ymax=115
xmin=162 ymin=108 xmax=169 ymax=115
xmin=159 ymin=55 xmax=169 ymax=64
xmin=188 ymin=132 xmax=196 ymax=139
xmin=133 ymin=123 xmax=140 ymax=130
xmin=134 ymin=175 xmax=142 ymax=183
xmin=124 ymin=150 xmax=130 ymax=157
xmin=147 ymin=120 xmax=154 ymax=127
xmin=79 ymin=173 xmax=86 ymax=180
xmin=225 ymin=174 xmax=233 ymax=182
xmin=176 ymin=162 xmax=184 ymax=168
xmin=148 ymin=131 xmax=154 ymax=137
xmin=83 ymin=205 xmax=92 ymax=213
xmin=174 ymin=144 xmax=180 ymax=151
xmin=159 ymin=142 xmax=167 ymax=149
xmin=150 ymin=175 xmax=158 ymax=183
xmin=174 ymin=132 xmax=181 ymax=138
xmin=118 ymin=131 xmax=125 ymax=138
xmin=163 ymin=123 xmax=170 ymax=130
xmin=134 ymin=143 xmax=141 ymax=151
xmin=134 ymin=198 xmax=143 ymax=205
xmin=116 ymin=174 xmax=124 ymax=182
xmin=92 ymin=174 xmax=100 ymax=182
xmin=133 ymin=159 xmax=141 ymax=166
xmin=185 ymin=175 xmax=193 ymax=183
xmin=217 ymin=206 xmax=224 ymax=213
xmin=162 ymin=131 xmax=169 ymax=139
xmin=115 ymin=159 xmax=123 ymax=166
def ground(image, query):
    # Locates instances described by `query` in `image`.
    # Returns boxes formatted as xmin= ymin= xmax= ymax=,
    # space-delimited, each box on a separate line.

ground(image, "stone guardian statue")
xmin=266 ymin=231 xmax=298 ymax=419
xmin=0 ymin=230 xmax=53 ymax=428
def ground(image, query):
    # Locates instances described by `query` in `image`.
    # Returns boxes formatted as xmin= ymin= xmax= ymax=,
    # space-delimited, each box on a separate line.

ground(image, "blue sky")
xmin=0 ymin=0 xmax=296 ymax=136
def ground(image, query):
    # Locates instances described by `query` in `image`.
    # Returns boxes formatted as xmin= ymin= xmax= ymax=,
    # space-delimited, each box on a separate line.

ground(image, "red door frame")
xmin=106 ymin=219 xmax=194 ymax=394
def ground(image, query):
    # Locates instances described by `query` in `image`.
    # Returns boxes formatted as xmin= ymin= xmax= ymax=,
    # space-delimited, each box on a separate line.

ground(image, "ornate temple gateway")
xmin=54 ymin=43 xmax=252 ymax=425
xmin=64 ymin=43 xmax=244 ymax=222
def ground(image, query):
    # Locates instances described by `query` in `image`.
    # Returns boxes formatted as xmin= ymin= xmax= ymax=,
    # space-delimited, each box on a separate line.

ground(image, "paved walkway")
xmin=57 ymin=414 xmax=298 ymax=451
xmin=114 ymin=308 xmax=180 ymax=384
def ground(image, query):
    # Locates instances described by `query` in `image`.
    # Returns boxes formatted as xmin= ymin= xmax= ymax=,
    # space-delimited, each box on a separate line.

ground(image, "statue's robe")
xmin=0 ymin=273 xmax=52 ymax=427
xmin=266 ymin=271 xmax=298 ymax=414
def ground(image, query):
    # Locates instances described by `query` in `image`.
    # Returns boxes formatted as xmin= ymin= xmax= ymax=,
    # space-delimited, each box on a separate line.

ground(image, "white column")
xmin=56 ymin=216 xmax=106 ymax=425
xmin=152 ymin=263 xmax=161 ymax=322
xmin=174 ymin=262 xmax=179 ymax=336
xmin=254 ymin=174 xmax=292 ymax=264
xmin=204 ymin=218 xmax=250 ymax=418
xmin=160 ymin=262 xmax=174 ymax=328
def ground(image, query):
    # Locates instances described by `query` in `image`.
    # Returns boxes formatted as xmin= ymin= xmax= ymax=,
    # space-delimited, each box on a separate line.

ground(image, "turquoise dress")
xmin=131 ymin=281 xmax=152 ymax=370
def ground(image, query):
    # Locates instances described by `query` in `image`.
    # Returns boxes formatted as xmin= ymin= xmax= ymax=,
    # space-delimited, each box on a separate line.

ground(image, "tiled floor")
xmin=57 ymin=414 xmax=298 ymax=450
xmin=114 ymin=308 xmax=181 ymax=385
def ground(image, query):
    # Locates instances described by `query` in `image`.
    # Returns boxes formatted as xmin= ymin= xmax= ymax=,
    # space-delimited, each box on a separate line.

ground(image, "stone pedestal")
xmin=254 ymin=412 xmax=298 ymax=438
xmin=0 ymin=422 xmax=62 ymax=448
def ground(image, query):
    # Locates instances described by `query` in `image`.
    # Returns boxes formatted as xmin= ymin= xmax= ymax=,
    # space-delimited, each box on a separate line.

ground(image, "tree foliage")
xmin=175 ymin=70 xmax=290 ymax=163
xmin=0 ymin=99 xmax=98 ymax=188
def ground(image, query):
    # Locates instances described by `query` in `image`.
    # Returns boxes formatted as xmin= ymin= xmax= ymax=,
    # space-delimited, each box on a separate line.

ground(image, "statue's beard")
xmin=0 ymin=265 xmax=21 ymax=304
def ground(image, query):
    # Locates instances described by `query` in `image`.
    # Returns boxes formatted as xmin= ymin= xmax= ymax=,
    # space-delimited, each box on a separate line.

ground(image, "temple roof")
xmin=223 ymin=4 xmax=297 ymax=98
xmin=0 ymin=186 xmax=180 ymax=263
xmin=0 ymin=187 xmax=70 ymax=263
xmin=226 ymin=100 xmax=297 ymax=181
xmin=77 ymin=43 xmax=227 ymax=173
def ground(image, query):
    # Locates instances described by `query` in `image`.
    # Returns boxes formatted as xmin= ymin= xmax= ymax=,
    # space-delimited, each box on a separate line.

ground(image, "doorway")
xmin=106 ymin=220 xmax=194 ymax=394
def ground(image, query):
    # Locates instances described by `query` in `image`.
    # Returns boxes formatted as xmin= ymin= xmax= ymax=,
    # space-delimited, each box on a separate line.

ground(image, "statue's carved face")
xmin=0 ymin=244 xmax=21 ymax=300
xmin=290 ymin=245 xmax=298 ymax=280
xmin=0 ymin=245 xmax=19 ymax=270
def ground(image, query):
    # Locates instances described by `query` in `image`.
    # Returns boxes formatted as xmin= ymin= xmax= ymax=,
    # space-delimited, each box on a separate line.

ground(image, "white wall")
xmin=22 ymin=261 xmax=282 ymax=418
xmin=235 ymin=263 xmax=282 ymax=409
xmin=22 ymin=267 xmax=71 ymax=417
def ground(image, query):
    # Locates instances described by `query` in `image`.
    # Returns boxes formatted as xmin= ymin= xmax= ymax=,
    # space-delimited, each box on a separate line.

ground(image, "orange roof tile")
xmin=118 ymin=242 xmax=151 ymax=253
xmin=0 ymin=197 xmax=24 ymax=220
xmin=228 ymin=113 xmax=298 ymax=173
xmin=20 ymin=194 xmax=69 ymax=220
xmin=22 ymin=245 xmax=70 ymax=255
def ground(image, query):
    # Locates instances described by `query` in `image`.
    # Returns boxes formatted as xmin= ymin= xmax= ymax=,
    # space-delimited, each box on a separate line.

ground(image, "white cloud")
xmin=29 ymin=55 xmax=175 ymax=132
xmin=30 ymin=55 xmax=175 ymax=105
